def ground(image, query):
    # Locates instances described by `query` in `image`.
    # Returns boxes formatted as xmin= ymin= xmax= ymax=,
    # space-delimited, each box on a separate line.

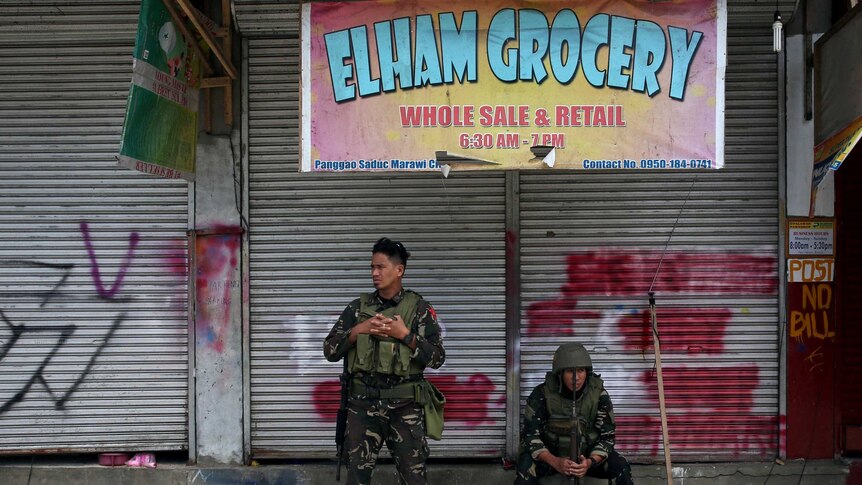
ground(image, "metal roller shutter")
xmin=518 ymin=0 xmax=789 ymax=462
xmin=0 ymin=1 xmax=189 ymax=452
xmin=245 ymin=36 xmax=508 ymax=458
xmin=233 ymin=0 xmax=299 ymax=37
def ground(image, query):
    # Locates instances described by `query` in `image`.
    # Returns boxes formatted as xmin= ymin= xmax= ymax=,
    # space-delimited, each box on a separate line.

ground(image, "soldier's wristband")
xmin=401 ymin=332 xmax=415 ymax=346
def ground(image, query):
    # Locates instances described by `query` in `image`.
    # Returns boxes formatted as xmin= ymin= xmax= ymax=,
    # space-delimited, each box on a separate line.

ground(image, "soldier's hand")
xmin=552 ymin=456 xmax=578 ymax=476
xmin=387 ymin=314 xmax=410 ymax=340
xmin=368 ymin=313 xmax=395 ymax=338
xmin=353 ymin=314 xmax=388 ymax=339
xmin=572 ymin=455 xmax=591 ymax=478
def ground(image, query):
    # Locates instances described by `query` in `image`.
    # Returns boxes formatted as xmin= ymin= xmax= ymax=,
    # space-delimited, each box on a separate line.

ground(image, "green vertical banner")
xmin=118 ymin=0 xmax=202 ymax=181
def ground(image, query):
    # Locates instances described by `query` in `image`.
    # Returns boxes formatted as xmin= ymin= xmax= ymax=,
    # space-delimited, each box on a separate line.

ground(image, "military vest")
xmin=541 ymin=371 xmax=604 ymax=457
xmin=346 ymin=291 xmax=424 ymax=377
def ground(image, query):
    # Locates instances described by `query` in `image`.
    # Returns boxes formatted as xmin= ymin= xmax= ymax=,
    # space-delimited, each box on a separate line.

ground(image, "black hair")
xmin=372 ymin=237 xmax=410 ymax=267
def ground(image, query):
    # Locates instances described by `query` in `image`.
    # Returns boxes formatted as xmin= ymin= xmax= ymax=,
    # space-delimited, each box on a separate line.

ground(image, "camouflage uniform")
xmin=324 ymin=289 xmax=445 ymax=485
xmin=515 ymin=374 xmax=633 ymax=485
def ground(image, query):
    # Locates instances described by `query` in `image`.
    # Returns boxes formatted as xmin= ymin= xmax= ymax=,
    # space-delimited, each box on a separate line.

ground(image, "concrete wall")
xmin=785 ymin=33 xmax=834 ymax=217
xmin=192 ymin=133 xmax=245 ymax=465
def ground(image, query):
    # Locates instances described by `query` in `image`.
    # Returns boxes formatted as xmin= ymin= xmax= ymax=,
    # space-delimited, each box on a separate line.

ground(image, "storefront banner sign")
xmin=810 ymin=115 xmax=862 ymax=214
xmin=301 ymin=0 xmax=726 ymax=172
xmin=117 ymin=0 xmax=205 ymax=181
xmin=815 ymin=115 xmax=862 ymax=173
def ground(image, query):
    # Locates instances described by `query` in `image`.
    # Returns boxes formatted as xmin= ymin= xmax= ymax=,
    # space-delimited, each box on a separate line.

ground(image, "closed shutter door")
xmin=518 ymin=0 xmax=787 ymax=462
xmin=0 ymin=1 xmax=189 ymax=452
xmin=837 ymin=148 xmax=862 ymax=451
xmin=232 ymin=1 xmax=299 ymax=37
xmin=246 ymin=37 xmax=508 ymax=458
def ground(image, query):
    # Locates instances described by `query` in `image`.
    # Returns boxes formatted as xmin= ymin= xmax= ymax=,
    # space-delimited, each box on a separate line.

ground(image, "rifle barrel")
xmin=571 ymin=383 xmax=583 ymax=485
xmin=334 ymin=359 xmax=350 ymax=481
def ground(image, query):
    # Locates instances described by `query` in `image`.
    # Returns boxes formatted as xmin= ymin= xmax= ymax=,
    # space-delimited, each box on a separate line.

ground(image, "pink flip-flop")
xmin=125 ymin=452 xmax=157 ymax=468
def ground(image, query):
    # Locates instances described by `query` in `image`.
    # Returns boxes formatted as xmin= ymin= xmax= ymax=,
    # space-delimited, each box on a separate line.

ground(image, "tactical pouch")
xmin=545 ymin=419 xmax=570 ymax=456
xmin=555 ymin=435 xmax=571 ymax=456
xmin=394 ymin=341 xmax=413 ymax=375
xmin=349 ymin=335 xmax=417 ymax=377
xmin=420 ymin=380 xmax=446 ymax=440
xmin=547 ymin=418 xmax=571 ymax=435
xmin=546 ymin=417 xmax=590 ymax=456
xmin=375 ymin=337 xmax=397 ymax=374
xmin=350 ymin=334 xmax=375 ymax=372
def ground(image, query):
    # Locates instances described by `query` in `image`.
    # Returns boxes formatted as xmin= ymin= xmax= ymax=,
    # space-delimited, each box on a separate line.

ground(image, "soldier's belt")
xmin=350 ymin=379 xmax=420 ymax=400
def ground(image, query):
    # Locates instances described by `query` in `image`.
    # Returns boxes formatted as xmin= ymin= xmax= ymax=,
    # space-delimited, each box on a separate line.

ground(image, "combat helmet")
xmin=552 ymin=342 xmax=592 ymax=374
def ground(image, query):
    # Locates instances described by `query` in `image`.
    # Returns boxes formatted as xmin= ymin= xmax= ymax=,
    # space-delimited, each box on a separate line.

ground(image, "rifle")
xmin=334 ymin=357 xmax=349 ymax=481
xmin=570 ymin=382 xmax=583 ymax=485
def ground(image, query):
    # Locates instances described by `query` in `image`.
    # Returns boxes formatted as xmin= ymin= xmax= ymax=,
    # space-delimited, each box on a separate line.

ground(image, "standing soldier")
xmin=324 ymin=237 xmax=445 ymax=485
xmin=515 ymin=343 xmax=633 ymax=485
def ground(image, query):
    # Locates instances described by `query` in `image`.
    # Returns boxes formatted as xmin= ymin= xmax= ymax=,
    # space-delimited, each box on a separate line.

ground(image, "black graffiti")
xmin=0 ymin=260 xmax=131 ymax=305
xmin=0 ymin=248 xmax=133 ymax=414
xmin=0 ymin=310 xmax=125 ymax=413
xmin=0 ymin=260 xmax=72 ymax=308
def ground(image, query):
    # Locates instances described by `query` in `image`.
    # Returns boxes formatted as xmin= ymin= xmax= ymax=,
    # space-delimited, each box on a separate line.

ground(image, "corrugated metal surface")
xmin=518 ymin=0 xmax=790 ymax=462
xmin=232 ymin=0 xmax=299 ymax=37
xmin=0 ymin=1 xmax=189 ymax=452
xmin=837 ymin=147 xmax=862 ymax=450
xmin=243 ymin=0 xmax=791 ymax=462
xmin=245 ymin=37 xmax=508 ymax=458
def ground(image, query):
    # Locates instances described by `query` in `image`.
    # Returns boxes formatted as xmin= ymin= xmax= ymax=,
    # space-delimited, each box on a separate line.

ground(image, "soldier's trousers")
xmin=514 ymin=449 xmax=634 ymax=485
xmin=345 ymin=398 xmax=429 ymax=485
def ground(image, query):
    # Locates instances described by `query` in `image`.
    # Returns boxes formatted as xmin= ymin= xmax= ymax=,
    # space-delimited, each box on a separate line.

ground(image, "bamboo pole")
xmin=649 ymin=292 xmax=674 ymax=485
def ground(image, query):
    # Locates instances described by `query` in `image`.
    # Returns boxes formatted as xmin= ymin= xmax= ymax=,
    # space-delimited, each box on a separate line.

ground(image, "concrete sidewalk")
xmin=0 ymin=459 xmax=855 ymax=485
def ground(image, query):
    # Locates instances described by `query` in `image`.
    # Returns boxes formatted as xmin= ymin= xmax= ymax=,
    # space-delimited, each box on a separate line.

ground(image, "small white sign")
xmin=787 ymin=219 xmax=835 ymax=257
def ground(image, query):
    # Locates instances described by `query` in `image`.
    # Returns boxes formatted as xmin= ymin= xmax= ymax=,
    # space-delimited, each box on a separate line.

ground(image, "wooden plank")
xmin=176 ymin=0 xmax=237 ymax=80
xmin=222 ymin=0 xmax=233 ymax=126
xmin=201 ymin=76 xmax=232 ymax=88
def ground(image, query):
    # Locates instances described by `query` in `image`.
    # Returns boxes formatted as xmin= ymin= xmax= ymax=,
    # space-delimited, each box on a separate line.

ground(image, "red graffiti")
xmin=527 ymin=250 xmax=778 ymax=458
xmin=617 ymin=308 xmax=731 ymax=354
xmin=527 ymin=251 xmax=776 ymax=336
xmin=195 ymin=231 xmax=242 ymax=353
xmin=620 ymin=365 xmax=772 ymax=458
xmin=617 ymin=415 xmax=776 ymax=457
xmin=312 ymin=379 xmax=342 ymax=421
xmin=526 ymin=299 xmax=600 ymax=337
xmin=311 ymin=373 xmax=497 ymax=428
xmin=161 ymin=239 xmax=189 ymax=313
xmin=162 ymin=239 xmax=188 ymax=281
xmin=562 ymin=251 xmax=777 ymax=296
xmin=428 ymin=374 xmax=495 ymax=426
xmin=779 ymin=414 xmax=787 ymax=458
xmin=639 ymin=366 xmax=759 ymax=412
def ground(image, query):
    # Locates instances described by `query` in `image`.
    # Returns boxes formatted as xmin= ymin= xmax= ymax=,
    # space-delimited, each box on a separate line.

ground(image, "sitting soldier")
xmin=515 ymin=343 xmax=633 ymax=484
